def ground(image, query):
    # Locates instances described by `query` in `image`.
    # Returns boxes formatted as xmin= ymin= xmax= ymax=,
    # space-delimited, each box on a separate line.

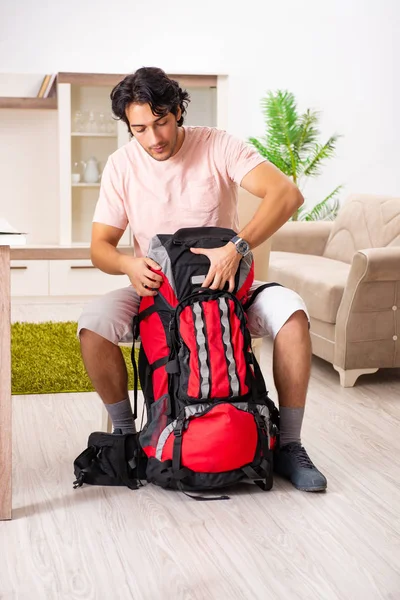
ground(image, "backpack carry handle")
xmin=172 ymin=226 xmax=236 ymax=247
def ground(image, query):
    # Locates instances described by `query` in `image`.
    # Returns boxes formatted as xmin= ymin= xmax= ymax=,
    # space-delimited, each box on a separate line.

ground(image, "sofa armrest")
xmin=335 ymin=247 xmax=400 ymax=369
xmin=352 ymin=247 xmax=400 ymax=281
xmin=271 ymin=221 xmax=333 ymax=256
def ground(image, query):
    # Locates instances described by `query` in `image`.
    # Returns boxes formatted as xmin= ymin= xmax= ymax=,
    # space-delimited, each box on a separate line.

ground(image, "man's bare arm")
xmin=237 ymin=161 xmax=303 ymax=250
xmin=90 ymin=222 xmax=132 ymax=274
xmin=190 ymin=161 xmax=303 ymax=291
xmin=90 ymin=222 xmax=163 ymax=297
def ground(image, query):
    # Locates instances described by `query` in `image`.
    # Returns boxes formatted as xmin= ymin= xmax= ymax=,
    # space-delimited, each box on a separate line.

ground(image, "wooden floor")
xmin=1 ymin=339 xmax=400 ymax=600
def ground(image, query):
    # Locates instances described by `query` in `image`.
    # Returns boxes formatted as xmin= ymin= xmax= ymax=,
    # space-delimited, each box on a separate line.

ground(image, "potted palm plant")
xmin=249 ymin=90 xmax=342 ymax=221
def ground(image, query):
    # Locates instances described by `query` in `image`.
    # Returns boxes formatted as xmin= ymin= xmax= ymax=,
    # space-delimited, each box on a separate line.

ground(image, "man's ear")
xmin=176 ymin=107 xmax=182 ymax=122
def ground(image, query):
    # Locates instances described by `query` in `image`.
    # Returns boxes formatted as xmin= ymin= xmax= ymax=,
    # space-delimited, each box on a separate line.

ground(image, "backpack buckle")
xmin=173 ymin=418 xmax=185 ymax=438
xmin=254 ymin=412 xmax=267 ymax=436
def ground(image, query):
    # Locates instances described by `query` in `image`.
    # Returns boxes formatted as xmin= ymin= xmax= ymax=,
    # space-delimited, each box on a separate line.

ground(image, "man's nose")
xmin=148 ymin=128 xmax=162 ymax=147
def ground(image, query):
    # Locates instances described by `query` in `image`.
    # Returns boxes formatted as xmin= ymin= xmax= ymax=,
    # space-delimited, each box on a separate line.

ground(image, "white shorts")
xmin=77 ymin=282 xmax=309 ymax=345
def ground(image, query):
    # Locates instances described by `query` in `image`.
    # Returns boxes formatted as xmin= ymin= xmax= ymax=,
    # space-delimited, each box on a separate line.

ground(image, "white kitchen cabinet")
xmin=49 ymin=260 xmax=130 ymax=296
xmin=10 ymin=260 xmax=49 ymax=296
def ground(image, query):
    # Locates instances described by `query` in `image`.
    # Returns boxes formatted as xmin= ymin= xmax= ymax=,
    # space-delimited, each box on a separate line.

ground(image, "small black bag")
xmin=73 ymin=431 xmax=148 ymax=490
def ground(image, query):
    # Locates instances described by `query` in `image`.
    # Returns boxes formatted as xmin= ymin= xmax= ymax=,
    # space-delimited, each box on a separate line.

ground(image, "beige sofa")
xmin=268 ymin=194 xmax=400 ymax=386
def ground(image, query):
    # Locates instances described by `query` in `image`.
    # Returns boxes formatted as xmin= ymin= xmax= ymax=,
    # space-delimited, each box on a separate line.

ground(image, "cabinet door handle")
xmin=70 ymin=265 xmax=95 ymax=270
xmin=11 ymin=266 xmax=27 ymax=270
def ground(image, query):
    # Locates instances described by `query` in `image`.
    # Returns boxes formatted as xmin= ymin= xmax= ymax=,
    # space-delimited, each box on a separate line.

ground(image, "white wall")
xmin=0 ymin=110 xmax=59 ymax=244
xmin=0 ymin=0 xmax=398 ymax=220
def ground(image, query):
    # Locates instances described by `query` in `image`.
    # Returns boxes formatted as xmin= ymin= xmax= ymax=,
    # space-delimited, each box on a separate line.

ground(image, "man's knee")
xmin=78 ymin=307 xmax=103 ymax=339
xmin=284 ymin=309 xmax=309 ymax=328
xmin=277 ymin=309 xmax=311 ymax=343
xmin=79 ymin=326 xmax=99 ymax=342
xmin=77 ymin=288 xmax=137 ymax=345
xmin=78 ymin=316 xmax=124 ymax=346
xmin=247 ymin=285 xmax=310 ymax=340
xmin=77 ymin=304 xmax=122 ymax=346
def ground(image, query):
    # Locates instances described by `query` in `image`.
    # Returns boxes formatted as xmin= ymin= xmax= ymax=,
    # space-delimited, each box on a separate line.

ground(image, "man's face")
xmin=126 ymin=103 xmax=182 ymax=161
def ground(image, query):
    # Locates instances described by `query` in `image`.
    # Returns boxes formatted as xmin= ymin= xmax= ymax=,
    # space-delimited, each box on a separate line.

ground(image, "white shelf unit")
xmin=58 ymin=78 xmax=131 ymax=247
xmin=57 ymin=72 xmax=227 ymax=250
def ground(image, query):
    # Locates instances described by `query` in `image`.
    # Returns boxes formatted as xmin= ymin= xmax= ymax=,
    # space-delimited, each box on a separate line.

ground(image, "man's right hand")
xmin=90 ymin=224 xmax=163 ymax=296
xmin=124 ymin=257 xmax=163 ymax=296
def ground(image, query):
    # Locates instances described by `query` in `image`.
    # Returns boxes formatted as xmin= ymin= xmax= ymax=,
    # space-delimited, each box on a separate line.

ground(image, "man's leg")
xmin=78 ymin=286 xmax=140 ymax=434
xmin=273 ymin=309 xmax=311 ymax=408
xmin=247 ymin=283 xmax=327 ymax=492
xmin=273 ymin=309 xmax=310 ymax=446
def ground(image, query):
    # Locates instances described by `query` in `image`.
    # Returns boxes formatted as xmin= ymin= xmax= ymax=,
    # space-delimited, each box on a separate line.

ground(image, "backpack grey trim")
xmin=155 ymin=402 xmax=271 ymax=461
xmin=147 ymin=235 xmax=176 ymax=295
xmin=238 ymin=252 xmax=253 ymax=291
xmin=219 ymin=298 xmax=240 ymax=397
xmin=193 ymin=303 xmax=210 ymax=398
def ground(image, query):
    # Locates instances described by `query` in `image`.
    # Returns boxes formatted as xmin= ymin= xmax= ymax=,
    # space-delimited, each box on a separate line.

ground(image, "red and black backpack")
xmin=132 ymin=227 xmax=280 ymax=498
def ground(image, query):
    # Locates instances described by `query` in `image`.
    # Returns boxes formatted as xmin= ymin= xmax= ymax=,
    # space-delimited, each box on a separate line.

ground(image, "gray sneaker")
xmin=274 ymin=442 xmax=327 ymax=492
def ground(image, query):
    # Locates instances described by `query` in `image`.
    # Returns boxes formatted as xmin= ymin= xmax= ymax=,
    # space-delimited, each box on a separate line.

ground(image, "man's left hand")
xmin=190 ymin=243 xmax=241 ymax=292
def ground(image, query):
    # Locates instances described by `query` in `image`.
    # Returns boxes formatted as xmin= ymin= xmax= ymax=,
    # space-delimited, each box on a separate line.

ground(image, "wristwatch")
xmin=230 ymin=235 xmax=251 ymax=257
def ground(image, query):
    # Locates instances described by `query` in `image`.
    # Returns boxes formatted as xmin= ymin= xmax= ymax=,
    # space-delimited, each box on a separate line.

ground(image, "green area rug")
xmin=11 ymin=321 xmax=137 ymax=395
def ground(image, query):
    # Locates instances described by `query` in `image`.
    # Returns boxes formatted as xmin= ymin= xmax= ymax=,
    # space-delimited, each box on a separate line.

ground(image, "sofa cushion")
xmin=323 ymin=194 xmax=400 ymax=263
xmin=268 ymin=252 xmax=351 ymax=323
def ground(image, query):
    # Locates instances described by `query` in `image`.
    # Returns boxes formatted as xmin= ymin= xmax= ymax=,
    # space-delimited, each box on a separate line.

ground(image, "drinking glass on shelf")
xmin=107 ymin=116 xmax=117 ymax=135
xmin=73 ymin=110 xmax=84 ymax=133
xmin=98 ymin=112 xmax=107 ymax=134
xmin=71 ymin=161 xmax=81 ymax=184
xmin=81 ymin=108 xmax=89 ymax=132
xmin=87 ymin=110 xmax=98 ymax=134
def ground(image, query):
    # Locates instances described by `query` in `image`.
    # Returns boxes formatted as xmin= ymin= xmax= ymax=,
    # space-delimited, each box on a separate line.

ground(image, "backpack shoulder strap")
xmin=243 ymin=282 xmax=282 ymax=311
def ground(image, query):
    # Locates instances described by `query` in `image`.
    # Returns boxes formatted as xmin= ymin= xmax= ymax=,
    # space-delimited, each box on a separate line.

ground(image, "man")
xmin=78 ymin=66 xmax=327 ymax=492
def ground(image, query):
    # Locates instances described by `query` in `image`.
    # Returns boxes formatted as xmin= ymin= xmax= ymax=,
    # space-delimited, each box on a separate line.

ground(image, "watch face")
xmin=237 ymin=240 xmax=249 ymax=255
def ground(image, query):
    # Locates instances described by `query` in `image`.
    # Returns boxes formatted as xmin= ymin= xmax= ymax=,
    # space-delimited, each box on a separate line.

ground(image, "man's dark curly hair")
xmin=110 ymin=67 xmax=190 ymax=134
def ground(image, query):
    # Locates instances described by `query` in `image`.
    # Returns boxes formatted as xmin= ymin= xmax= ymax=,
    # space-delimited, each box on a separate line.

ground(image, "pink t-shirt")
xmin=93 ymin=126 xmax=266 ymax=257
